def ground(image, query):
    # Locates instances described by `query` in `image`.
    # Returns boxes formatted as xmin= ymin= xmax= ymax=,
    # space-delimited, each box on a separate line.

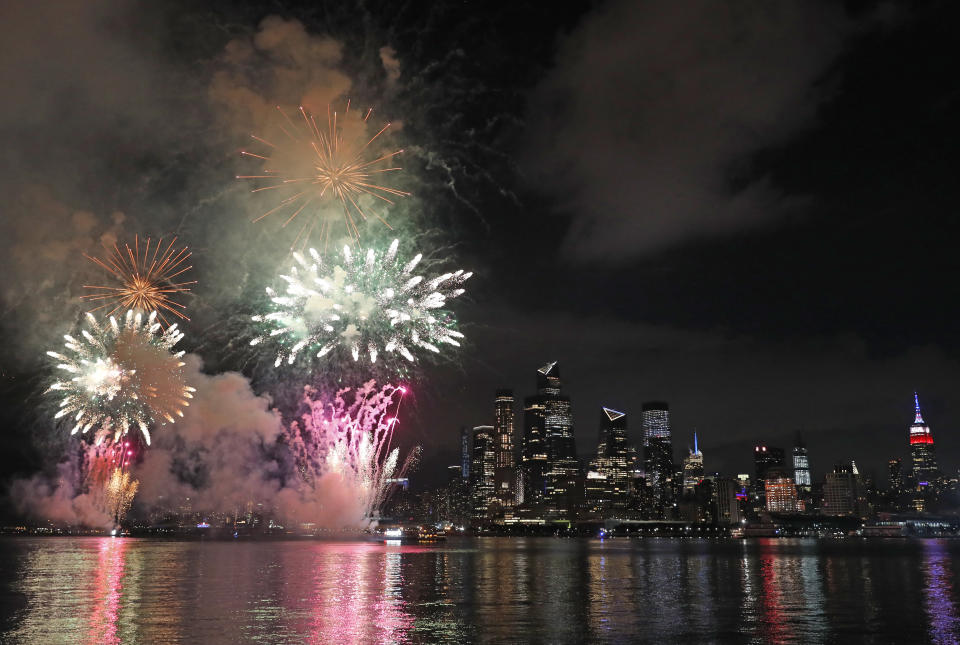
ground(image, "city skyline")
xmin=423 ymin=360 xmax=952 ymax=489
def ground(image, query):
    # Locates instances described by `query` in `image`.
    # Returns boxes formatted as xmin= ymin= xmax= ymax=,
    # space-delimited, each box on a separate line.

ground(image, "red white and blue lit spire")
xmin=909 ymin=392 xmax=933 ymax=445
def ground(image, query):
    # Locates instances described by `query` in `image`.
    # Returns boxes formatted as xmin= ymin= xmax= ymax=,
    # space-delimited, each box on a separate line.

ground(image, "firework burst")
xmin=83 ymin=236 xmax=195 ymax=326
xmin=287 ymin=381 xmax=419 ymax=523
xmin=238 ymin=102 xmax=409 ymax=249
xmin=250 ymin=239 xmax=469 ymax=374
xmin=47 ymin=310 xmax=195 ymax=446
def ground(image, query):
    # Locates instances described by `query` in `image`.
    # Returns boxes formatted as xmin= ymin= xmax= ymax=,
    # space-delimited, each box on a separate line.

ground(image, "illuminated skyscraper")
xmin=586 ymin=407 xmax=633 ymax=516
xmin=535 ymin=362 xmax=579 ymax=520
xmin=888 ymin=458 xmax=903 ymax=495
xmin=682 ymin=432 xmax=704 ymax=495
xmin=495 ymin=390 xmax=516 ymax=469
xmin=792 ymin=434 xmax=811 ymax=492
xmin=470 ymin=426 xmax=496 ymax=520
xmin=494 ymin=390 xmax=516 ymax=511
xmin=909 ymin=392 xmax=939 ymax=487
xmin=642 ymin=401 xmax=674 ymax=514
xmin=641 ymin=402 xmax=670 ymax=441
xmin=764 ymin=467 xmax=798 ymax=513
xmin=521 ymin=394 xmax=548 ymax=504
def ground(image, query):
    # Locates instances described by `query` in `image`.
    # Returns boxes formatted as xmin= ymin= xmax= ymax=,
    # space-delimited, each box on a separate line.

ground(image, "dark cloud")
xmin=524 ymin=0 xmax=860 ymax=260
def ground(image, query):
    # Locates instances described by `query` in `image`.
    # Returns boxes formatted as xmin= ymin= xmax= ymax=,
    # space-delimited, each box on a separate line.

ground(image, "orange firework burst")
xmin=82 ymin=236 xmax=195 ymax=325
xmin=238 ymin=102 xmax=409 ymax=249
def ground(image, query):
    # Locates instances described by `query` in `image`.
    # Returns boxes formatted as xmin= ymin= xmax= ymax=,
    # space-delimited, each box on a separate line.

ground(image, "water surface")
xmin=1 ymin=536 xmax=959 ymax=643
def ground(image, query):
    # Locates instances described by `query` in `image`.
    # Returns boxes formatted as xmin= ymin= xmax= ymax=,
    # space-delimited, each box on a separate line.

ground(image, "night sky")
xmin=2 ymin=0 xmax=960 ymax=502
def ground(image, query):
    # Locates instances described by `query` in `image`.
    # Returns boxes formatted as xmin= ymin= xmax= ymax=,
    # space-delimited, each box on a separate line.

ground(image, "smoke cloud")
xmin=524 ymin=0 xmax=858 ymax=260
xmin=11 ymin=459 xmax=112 ymax=529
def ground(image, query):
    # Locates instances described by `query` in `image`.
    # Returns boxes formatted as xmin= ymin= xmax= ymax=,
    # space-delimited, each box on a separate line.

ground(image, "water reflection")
xmin=86 ymin=538 xmax=129 ymax=645
xmin=2 ymin=537 xmax=959 ymax=644
xmin=296 ymin=543 xmax=416 ymax=644
xmin=923 ymin=540 xmax=960 ymax=645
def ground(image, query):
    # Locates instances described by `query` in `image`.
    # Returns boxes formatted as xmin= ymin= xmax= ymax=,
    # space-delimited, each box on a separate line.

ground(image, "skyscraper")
xmin=642 ymin=401 xmax=674 ymax=515
xmin=495 ymin=390 xmax=516 ymax=469
xmin=641 ymin=402 xmax=670 ymax=442
xmin=792 ymin=434 xmax=811 ymax=492
xmin=470 ymin=426 xmax=496 ymax=521
xmin=754 ymin=444 xmax=785 ymax=481
xmin=714 ymin=478 xmax=743 ymax=525
xmin=764 ymin=467 xmax=798 ymax=513
xmin=494 ymin=390 xmax=516 ymax=511
xmin=682 ymin=432 xmax=704 ymax=495
xmin=586 ymin=407 xmax=633 ymax=516
xmin=539 ymin=362 xmax=576 ymax=465
xmin=521 ymin=394 xmax=548 ymax=505
xmin=888 ymin=458 xmax=903 ymax=495
xmin=753 ymin=443 xmax=785 ymax=511
xmin=537 ymin=362 xmax=579 ymax=521
xmin=823 ymin=461 xmax=868 ymax=517
xmin=909 ymin=392 xmax=939 ymax=487
xmin=460 ymin=426 xmax=472 ymax=481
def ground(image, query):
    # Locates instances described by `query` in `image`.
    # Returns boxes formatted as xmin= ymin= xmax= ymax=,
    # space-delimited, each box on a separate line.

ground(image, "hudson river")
xmin=2 ymin=536 xmax=959 ymax=643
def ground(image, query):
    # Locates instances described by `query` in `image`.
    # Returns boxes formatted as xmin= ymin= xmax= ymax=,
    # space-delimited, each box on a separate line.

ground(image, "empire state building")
xmin=909 ymin=392 xmax=939 ymax=489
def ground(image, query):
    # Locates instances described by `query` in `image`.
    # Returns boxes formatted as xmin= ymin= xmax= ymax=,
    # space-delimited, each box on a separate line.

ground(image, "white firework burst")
xmin=251 ymin=239 xmax=470 ymax=373
xmin=46 ymin=310 xmax=196 ymax=446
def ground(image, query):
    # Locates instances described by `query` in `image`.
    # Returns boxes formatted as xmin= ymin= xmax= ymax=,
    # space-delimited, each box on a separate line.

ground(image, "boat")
xmin=381 ymin=526 xmax=446 ymax=544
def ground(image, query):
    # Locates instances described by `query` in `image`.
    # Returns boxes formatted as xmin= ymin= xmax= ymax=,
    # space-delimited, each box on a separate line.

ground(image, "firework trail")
xmin=238 ymin=102 xmax=409 ymax=249
xmin=286 ymin=381 xmax=419 ymax=524
xmin=104 ymin=468 xmax=139 ymax=525
xmin=83 ymin=236 xmax=195 ymax=326
xmin=250 ymin=239 xmax=469 ymax=374
xmin=47 ymin=310 xmax=195 ymax=446
xmin=84 ymin=443 xmax=139 ymax=526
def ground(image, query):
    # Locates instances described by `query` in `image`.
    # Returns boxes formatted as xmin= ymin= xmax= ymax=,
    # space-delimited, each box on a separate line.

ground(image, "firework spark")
xmin=250 ymin=239 xmax=469 ymax=373
xmin=83 ymin=236 xmax=195 ymax=326
xmin=287 ymin=382 xmax=419 ymax=524
xmin=47 ymin=310 xmax=195 ymax=446
xmin=105 ymin=468 xmax=139 ymax=525
xmin=238 ymin=102 xmax=409 ymax=248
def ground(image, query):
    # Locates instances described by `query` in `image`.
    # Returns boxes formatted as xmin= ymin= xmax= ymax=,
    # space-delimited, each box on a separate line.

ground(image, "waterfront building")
xmin=823 ymin=461 xmax=869 ymax=517
xmin=586 ymin=407 xmax=634 ymax=517
xmin=470 ymin=426 xmax=496 ymax=521
xmin=714 ymin=478 xmax=743 ymax=525
xmin=521 ymin=395 xmax=548 ymax=505
xmin=495 ymin=390 xmax=516 ymax=469
xmin=765 ymin=468 xmax=799 ymax=513
xmin=520 ymin=362 xmax=580 ymax=522
xmin=537 ymin=363 xmax=580 ymax=521
xmin=642 ymin=401 xmax=674 ymax=516
xmin=494 ymin=390 xmax=516 ymax=511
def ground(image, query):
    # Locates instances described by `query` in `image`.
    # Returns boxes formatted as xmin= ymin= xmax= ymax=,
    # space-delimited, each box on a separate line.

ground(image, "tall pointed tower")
xmin=682 ymin=432 xmax=704 ymax=495
xmin=910 ymin=392 xmax=939 ymax=488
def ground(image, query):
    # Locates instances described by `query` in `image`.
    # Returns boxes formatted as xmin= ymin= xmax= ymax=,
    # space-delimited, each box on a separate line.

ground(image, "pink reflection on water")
xmin=85 ymin=538 xmax=128 ymax=645
xmin=301 ymin=542 xmax=416 ymax=644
